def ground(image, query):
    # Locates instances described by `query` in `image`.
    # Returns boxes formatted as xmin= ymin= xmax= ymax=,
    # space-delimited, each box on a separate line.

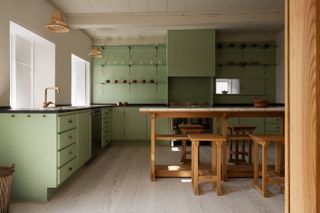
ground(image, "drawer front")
xmin=58 ymin=157 xmax=77 ymax=185
xmin=265 ymin=123 xmax=282 ymax=134
xmin=102 ymin=137 xmax=110 ymax=148
xmin=58 ymin=144 xmax=77 ymax=167
xmin=58 ymin=114 xmax=77 ymax=132
xmin=58 ymin=129 xmax=77 ymax=150
xmin=102 ymin=118 xmax=109 ymax=127
xmin=265 ymin=117 xmax=282 ymax=124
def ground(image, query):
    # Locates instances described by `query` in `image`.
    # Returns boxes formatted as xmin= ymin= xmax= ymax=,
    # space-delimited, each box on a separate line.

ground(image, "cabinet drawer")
xmin=265 ymin=124 xmax=282 ymax=133
xmin=58 ymin=129 xmax=77 ymax=150
xmin=58 ymin=114 xmax=77 ymax=132
xmin=58 ymin=157 xmax=77 ymax=185
xmin=265 ymin=117 xmax=282 ymax=124
xmin=58 ymin=143 xmax=77 ymax=167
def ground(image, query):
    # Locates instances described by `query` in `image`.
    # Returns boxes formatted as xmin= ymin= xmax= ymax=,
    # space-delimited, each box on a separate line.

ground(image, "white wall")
xmin=276 ymin=31 xmax=285 ymax=103
xmin=0 ymin=0 xmax=92 ymax=106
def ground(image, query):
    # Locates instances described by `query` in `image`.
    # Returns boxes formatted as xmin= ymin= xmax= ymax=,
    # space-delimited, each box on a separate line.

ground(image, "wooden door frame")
xmin=285 ymin=0 xmax=320 ymax=212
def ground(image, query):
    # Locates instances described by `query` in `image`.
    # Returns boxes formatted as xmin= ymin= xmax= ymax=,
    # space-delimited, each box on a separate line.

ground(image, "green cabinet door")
xmin=77 ymin=110 xmax=91 ymax=168
xmin=124 ymin=107 xmax=147 ymax=140
xmin=168 ymin=29 xmax=215 ymax=77
xmin=239 ymin=118 xmax=265 ymax=134
xmin=111 ymin=108 xmax=125 ymax=140
xmin=0 ymin=113 xmax=57 ymax=201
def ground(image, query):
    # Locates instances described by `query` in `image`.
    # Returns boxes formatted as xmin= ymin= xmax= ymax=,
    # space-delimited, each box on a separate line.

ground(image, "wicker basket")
xmin=253 ymin=97 xmax=269 ymax=108
xmin=0 ymin=164 xmax=15 ymax=213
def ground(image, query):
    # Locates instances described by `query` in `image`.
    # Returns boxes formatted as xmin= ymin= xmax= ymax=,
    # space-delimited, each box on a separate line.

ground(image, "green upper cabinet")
xmin=167 ymin=29 xmax=215 ymax=77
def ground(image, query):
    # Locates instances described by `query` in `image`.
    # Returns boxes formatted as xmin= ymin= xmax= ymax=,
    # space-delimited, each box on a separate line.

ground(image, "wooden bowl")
xmin=253 ymin=97 xmax=269 ymax=108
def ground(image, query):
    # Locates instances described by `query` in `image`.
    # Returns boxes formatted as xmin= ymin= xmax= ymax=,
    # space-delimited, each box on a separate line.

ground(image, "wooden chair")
xmin=188 ymin=134 xmax=226 ymax=196
xmin=228 ymin=126 xmax=256 ymax=164
xmin=178 ymin=124 xmax=204 ymax=164
xmin=249 ymin=134 xmax=284 ymax=197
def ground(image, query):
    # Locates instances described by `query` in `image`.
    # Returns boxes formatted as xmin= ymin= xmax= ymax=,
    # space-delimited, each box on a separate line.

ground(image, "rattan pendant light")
xmin=89 ymin=30 xmax=103 ymax=58
xmin=46 ymin=10 xmax=70 ymax=33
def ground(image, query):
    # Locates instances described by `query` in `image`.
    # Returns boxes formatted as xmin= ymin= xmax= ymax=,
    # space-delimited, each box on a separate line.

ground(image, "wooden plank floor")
xmin=11 ymin=142 xmax=284 ymax=213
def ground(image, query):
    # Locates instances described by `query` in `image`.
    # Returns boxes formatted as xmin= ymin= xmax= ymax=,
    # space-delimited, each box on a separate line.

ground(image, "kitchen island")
xmin=139 ymin=106 xmax=285 ymax=181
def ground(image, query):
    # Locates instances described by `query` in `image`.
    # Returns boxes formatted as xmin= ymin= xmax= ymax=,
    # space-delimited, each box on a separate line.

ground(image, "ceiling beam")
xmin=66 ymin=10 xmax=284 ymax=29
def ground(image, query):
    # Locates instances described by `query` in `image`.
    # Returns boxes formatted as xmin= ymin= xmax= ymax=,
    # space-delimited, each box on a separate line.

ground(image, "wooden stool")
xmin=229 ymin=126 xmax=256 ymax=164
xmin=178 ymin=124 xmax=204 ymax=164
xmin=188 ymin=134 xmax=226 ymax=196
xmin=249 ymin=134 xmax=284 ymax=197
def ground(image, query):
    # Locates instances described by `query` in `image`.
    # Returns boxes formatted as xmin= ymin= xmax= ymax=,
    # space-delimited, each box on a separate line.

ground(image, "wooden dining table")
xmin=139 ymin=106 xmax=285 ymax=181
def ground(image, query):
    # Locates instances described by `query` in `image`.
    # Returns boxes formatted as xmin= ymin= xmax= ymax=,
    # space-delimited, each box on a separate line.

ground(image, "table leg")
xmin=150 ymin=113 xmax=156 ymax=181
xmin=216 ymin=116 xmax=221 ymax=134
xmin=222 ymin=113 xmax=228 ymax=181
xmin=275 ymin=142 xmax=282 ymax=175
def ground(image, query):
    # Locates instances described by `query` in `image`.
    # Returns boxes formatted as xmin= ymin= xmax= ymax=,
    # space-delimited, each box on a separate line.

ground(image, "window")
xmin=10 ymin=21 xmax=55 ymax=108
xmin=216 ymin=79 xmax=240 ymax=94
xmin=71 ymin=54 xmax=90 ymax=106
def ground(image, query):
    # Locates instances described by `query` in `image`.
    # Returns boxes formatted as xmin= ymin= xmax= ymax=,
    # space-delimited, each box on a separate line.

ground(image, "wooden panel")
xmin=287 ymin=0 xmax=320 ymax=212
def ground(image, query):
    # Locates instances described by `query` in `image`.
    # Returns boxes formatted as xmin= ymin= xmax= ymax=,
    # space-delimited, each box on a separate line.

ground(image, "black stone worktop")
xmin=0 ymin=104 xmax=168 ymax=114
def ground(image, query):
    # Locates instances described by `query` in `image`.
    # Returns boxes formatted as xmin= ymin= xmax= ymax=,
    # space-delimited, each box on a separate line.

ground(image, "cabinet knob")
xmin=68 ymin=119 xmax=73 ymax=123
xmin=68 ymin=167 xmax=73 ymax=171
xmin=68 ymin=135 xmax=73 ymax=139
xmin=68 ymin=151 xmax=73 ymax=155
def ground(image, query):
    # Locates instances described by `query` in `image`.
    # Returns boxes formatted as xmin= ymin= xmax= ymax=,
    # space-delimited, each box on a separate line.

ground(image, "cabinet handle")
xmin=276 ymin=126 xmax=280 ymax=129
xmin=68 ymin=167 xmax=73 ymax=171
xmin=68 ymin=119 xmax=73 ymax=123
xmin=68 ymin=135 xmax=73 ymax=139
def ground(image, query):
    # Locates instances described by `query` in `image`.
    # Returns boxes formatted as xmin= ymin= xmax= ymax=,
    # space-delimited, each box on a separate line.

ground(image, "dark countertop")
xmin=0 ymin=104 xmax=168 ymax=114
xmin=0 ymin=103 xmax=284 ymax=114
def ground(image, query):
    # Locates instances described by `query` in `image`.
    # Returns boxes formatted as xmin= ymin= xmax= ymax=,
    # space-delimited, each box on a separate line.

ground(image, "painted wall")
xmin=276 ymin=30 xmax=285 ymax=103
xmin=0 ymin=0 xmax=92 ymax=106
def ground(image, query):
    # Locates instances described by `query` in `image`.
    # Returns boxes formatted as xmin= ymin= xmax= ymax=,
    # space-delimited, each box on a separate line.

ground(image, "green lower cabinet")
xmin=77 ymin=110 xmax=92 ymax=168
xmin=102 ymin=108 xmax=112 ymax=147
xmin=111 ymin=107 xmax=170 ymax=141
xmin=0 ymin=110 xmax=92 ymax=202
xmin=264 ymin=117 xmax=282 ymax=134
xmin=239 ymin=118 xmax=265 ymax=134
xmin=0 ymin=113 xmax=57 ymax=201
xmin=111 ymin=107 xmax=126 ymax=140
xmin=125 ymin=107 xmax=147 ymax=140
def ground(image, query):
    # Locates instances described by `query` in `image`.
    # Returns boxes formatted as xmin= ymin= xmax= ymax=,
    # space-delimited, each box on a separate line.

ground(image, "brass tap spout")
xmin=43 ymin=87 xmax=60 ymax=108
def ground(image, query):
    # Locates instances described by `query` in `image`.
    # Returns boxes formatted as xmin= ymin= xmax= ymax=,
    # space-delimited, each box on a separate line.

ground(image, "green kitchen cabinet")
xmin=0 ymin=113 xmax=57 ymax=201
xmin=102 ymin=108 xmax=112 ymax=147
xmin=167 ymin=29 xmax=215 ymax=77
xmin=239 ymin=118 xmax=265 ymax=134
xmin=0 ymin=110 xmax=93 ymax=202
xmin=111 ymin=107 xmax=126 ymax=140
xmin=125 ymin=107 xmax=147 ymax=140
xmin=77 ymin=110 xmax=92 ymax=168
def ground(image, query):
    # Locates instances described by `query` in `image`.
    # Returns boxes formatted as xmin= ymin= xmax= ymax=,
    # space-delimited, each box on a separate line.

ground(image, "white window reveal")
xmin=216 ymin=79 xmax=240 ymax=95
xmin=10 ymin=21 xmax=55 ymax=108
xmin=71 ymin=54 xmax=90 ymax=106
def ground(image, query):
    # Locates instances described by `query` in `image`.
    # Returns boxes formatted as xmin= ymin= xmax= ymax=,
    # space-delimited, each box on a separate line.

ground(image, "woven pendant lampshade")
xmin=88 ymin=47 xmax=103 ymax=58
xmin=46 ymin=10 xmax=70 ymax=33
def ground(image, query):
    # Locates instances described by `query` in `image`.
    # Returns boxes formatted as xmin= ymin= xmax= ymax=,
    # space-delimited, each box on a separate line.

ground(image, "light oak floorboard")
xmin=11 ymin=142 xmax=284 ymax=213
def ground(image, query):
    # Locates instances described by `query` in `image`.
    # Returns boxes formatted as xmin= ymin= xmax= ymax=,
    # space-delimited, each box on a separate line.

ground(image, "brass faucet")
xmin=43 ymin=87 xmax=60 ymax=108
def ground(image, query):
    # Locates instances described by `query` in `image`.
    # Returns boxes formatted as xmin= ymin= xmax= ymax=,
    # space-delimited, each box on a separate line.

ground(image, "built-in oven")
xmin=91 ymin=108 xmax=102 ymax=159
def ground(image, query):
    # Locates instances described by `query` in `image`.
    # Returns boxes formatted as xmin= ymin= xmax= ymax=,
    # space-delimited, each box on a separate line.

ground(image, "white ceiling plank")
xmin=147 ymin=0 xmax=167 ymax=13
xmin=167 ymin=0 xmax=187 ymax=12
xmin=127 ymin=0 xmax=149 ymax=13
xmin=108 ymin=0 xmax=131 ymax=13
xmin=203 ymin=0 xmax=283 ymax=12
xmin=67 ymin=10 xmax=284 ymax=28
xmin=62 ymin=0 xmax=95 ymax=13
xmin=185 ymin=0 xmax=206 ymax=12
xmin=87 ymin=0 xmax=113 ymax=13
